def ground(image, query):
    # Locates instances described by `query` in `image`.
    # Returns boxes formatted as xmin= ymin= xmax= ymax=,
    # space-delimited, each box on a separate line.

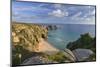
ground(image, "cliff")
xmin=12 ymin=23 xmax=76 ymax=65
xmin=12 ymin=23 xmax=48 ymax=52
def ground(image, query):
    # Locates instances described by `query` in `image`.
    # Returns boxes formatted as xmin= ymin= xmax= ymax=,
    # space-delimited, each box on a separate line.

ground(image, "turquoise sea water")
xmin=47 ymin=24 xmax=95 ymax=50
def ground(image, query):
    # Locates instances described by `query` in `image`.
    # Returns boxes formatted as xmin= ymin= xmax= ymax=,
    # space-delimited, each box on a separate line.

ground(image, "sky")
xmin=12 ymin=0 xmax=96 ymax=24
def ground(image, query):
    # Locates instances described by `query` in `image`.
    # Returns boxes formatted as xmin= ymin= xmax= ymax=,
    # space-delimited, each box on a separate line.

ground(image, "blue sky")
xmin=12 ymin=0 xmax=96 ymax=24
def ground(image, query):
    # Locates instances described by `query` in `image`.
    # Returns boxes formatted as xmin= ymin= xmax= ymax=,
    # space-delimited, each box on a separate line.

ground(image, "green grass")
xmin=47 ymin=52 xmax=70 ymax=62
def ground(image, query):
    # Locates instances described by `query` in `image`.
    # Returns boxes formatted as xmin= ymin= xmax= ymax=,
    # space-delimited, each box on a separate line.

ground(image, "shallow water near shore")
xmin=47 ymin=24 xmax=95 ymax=50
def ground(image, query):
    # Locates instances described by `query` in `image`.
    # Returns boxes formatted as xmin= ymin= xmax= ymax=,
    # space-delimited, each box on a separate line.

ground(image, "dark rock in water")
xmin=72 ymin=49 xmax=94 ymax=61
xmin=48 ymin=34 xmax=52 ymax=37
xmin=47 ymin=25 xmax=58 ymax=30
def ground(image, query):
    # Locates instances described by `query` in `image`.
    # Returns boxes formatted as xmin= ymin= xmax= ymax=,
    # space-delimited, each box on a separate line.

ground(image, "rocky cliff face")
xmin=12 ymin=23 xmax=95 ymax=65
xmin=12 ymin=23 xmax=76 ymax=65
xmin=12 ymin=23 xmax=48 ymax=52
xmin=72 ymin=49 xmax=94 ymax=61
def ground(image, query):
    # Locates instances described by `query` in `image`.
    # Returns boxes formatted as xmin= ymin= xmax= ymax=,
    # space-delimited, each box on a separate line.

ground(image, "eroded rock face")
xmin=72 ymin=49 xmax=94 ymax=61
xmin=21 ymin=49 xmax=77 ymax=65
xmin=63 ymin=49 xmax=76 ymax=62
xmin=21 ymin=56 xmax=53 ymax=65
xmin=12 ymin=23 xmax=48 ymax=52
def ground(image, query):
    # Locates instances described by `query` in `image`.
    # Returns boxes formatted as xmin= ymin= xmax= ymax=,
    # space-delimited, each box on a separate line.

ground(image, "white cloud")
xmin=71 ymin=12 xmax=83 ymax=21
xmin=72 ymin=12 xmax=82 ymax=18
xmin=14 ymin=11 xmax=19 ymax=15
xmin=83 ymin=9 xmax=95 ymax=18
xmin=71 ymin=11 xmax=93 ymax=22
xmin=38 ymin=4 xmax=47 ymax=7
xmin=91 ymin=9 xmax=95 ymax=15
xmin=48 ymin=9 xmax=68 ymax=17
xmin=12 ymin=11 xmax=20 ymax=17
xmin=65 ymin=11 xmax=69 ymax=16
xmin=70 ymin=11 xmax=95 ymax=24
xmin=15 ymin=7 xmax=30 ymax=11
xmin=54 ymin=4 xmax=62 ymax=8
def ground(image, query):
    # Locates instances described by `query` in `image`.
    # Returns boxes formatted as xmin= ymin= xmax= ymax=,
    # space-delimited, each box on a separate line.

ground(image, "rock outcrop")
xmin=63 ymin=49 xmax=76 ymax=62
xmin=66 ymin=33 xmax=96 ymax=61
xmin=72 ymin=49 xmax=94 ymax=61
xmin=12 ymin=23 xmax=48 ymax=52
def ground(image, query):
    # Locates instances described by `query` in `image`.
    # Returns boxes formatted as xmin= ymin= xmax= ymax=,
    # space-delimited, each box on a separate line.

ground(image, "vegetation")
xmin=12 ymin=23 xmax=48 ymax=51
xmin=67 ymin=33 xmax=96 ymax=61
xmin=12 ymin=23 xmax=48 ymax=65
xmin=12 ymin=45 xmax=34 ymax=65
xmin=46 ymin=52 xmax=70 ymax=63
xmin=84 ymin=53 xmax=96 ymax=61
xmin=12 ymin=23 xmax=96 ymax=65
xmin=67 ymin=33 xmax=96 ymax=51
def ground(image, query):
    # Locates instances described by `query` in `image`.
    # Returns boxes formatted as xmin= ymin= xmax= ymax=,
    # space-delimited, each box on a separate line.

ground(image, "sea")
xmin=47 ymin=24 xmax=95 ymax=50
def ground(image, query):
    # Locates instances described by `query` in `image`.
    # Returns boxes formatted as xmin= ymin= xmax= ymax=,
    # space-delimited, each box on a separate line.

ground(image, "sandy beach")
xmin=21 ymin=38 xmax=60 ymax=65
xmin=35 ymin=38 xmax=60 ymax=55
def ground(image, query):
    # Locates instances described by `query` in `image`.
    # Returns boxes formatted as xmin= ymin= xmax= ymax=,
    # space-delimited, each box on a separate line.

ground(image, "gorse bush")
xmin=67 ymin=33 xmax=96 ymax=61
xmin=12 ymin=23 xmax=48 ymax=65
xmin=47 ymin=52 xmax=70 ymax=62
xmin=67 ymin=33 xmax=96 ymax=52
xmin=12 ymin=23 xmax=48 ymax=51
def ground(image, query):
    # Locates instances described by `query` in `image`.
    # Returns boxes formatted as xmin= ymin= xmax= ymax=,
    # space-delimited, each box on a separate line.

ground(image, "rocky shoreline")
xmin=12 ymin=23 xmax=95 ymax=65
xmin=20 ymin=39 xmax=95 ymax=65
